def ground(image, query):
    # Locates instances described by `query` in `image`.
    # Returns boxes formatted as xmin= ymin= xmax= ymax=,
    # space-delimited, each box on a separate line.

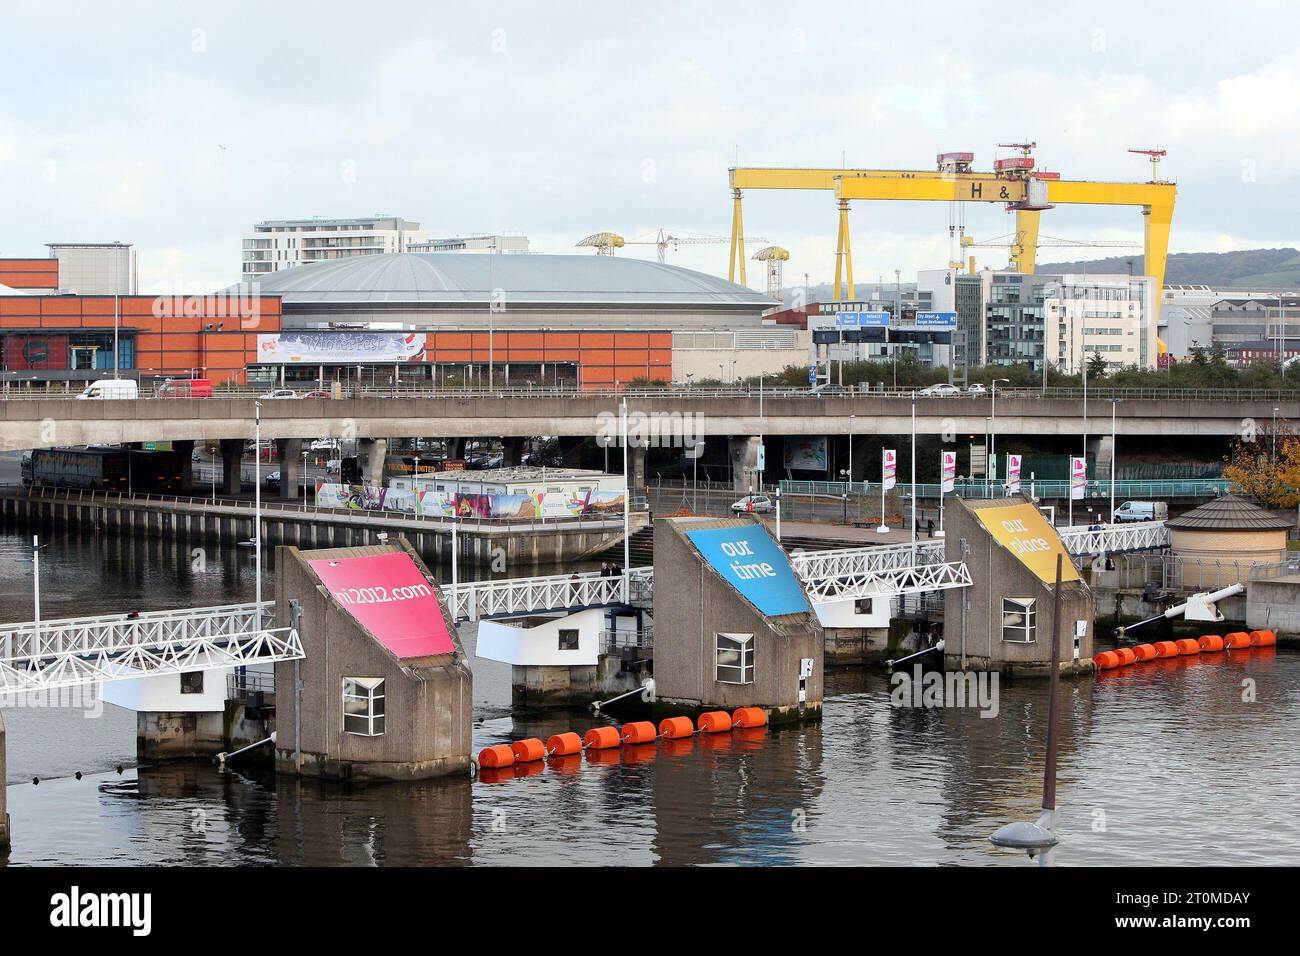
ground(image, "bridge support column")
xmin=503 ymin=436 xmax=526 ymax=467
xmin=628 ymin=443 xmax=646 ymax=494
xmin=0 ymin=712 xmax=9 ymax=849
xmin=1092 ymin=435 xmax=1113 ymax=484
xmin=220 ymin=439 xmax=243 ymax=495
xmin=174 ymin=440 xmax=195 ymax=491
xmin=276 ymin=438 xmax=303 ymax=499
xmin=359 ymin=438 xmax=387 ymax=485
xmin=728 ymin=436 xmax=763 ymax=493
xmin=557 ymin=436 xmax=586 ymax=468
xmin=448 ymin=437 xmax=468 ymax=460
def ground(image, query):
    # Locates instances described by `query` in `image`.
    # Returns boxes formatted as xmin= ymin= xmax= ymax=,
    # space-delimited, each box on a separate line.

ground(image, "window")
xmin=854 ymin=597 xmax=875 ymax=615
xmin=180 ymin=671 xmax=204 ymax=695
xmin=343 ymin=678 xmax=386 ymax=736
xmin=1002 ymin=598 xmax=1037 ymax=643
xmin=715 ymin=632 xmax=754 ymax=684
xmin=558 ymin=628 xmax=579 ymax=651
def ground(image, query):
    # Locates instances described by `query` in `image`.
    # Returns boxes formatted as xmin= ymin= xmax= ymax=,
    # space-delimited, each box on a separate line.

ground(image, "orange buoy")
xmin=697 ymin=711 xmax=733 ymax=734
xmin=1225 ymin=632 xmax=1252 ymax=649
xmin=1115 ymin=647 xmax=1138 ymax=666
xmin=1250 ymin=630 xmax=1277 ymax=647
xmin=1093 ymin=651 xmax=1120 ymax=669
xmin=510 ymin=738 xmax=546 ymax=763
xmin=733 ymin=706 xmax=768 ymax=728
xmin=1153 ymin=640 xmax=1180 ymax=658
xmin=1198 ymin=634 xmax=1225 ymax=653
xmin=1131 ymin=643 xmax=1157 ymax=662
xmin=620 ymin=721 xmax=657 ymax=745
xmin=546 ymin=732 xmax=582 ymax=756
xmin=479 ymin=744 xmax=515 ymax=769
xmin=583 ymin=726 xmax=621 ymax=750
xmin=658 ymin=716 xmax=695 ymax=739
xmin=1175 ymin=638 xmax=1201 ymax=655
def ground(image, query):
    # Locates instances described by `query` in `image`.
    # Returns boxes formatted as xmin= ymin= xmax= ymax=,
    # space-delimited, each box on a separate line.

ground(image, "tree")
xmin=1224 ymin=427 xmax=1300 ymax=508
xmin=1086 ymin=351 xmax=1108 ymax=380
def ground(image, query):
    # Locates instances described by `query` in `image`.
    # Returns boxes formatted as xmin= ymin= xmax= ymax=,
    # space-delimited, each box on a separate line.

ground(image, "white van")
xmin=1112 ymin=500 xmax=1168 ymax=523
xmin=76 ymin=379 xmax=139 ymax=400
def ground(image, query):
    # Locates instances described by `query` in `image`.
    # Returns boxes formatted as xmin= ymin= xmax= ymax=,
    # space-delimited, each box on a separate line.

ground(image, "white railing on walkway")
xmin=0 ymin=601 xmax=301 ymax=693
xmin=450 ymin=568 xmax=653 ymax=622
xmin=788 ymin=541 xmax=944 ymax=579
xmin=1058 ymin=520 xmax=1169 ymax=556
xmin=799 ymin=560 xmax=973 ymax=604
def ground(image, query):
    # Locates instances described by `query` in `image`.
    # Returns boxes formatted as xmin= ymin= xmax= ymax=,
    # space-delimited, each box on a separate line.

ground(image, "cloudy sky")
xmin=1 ymin=1 xmax=1295 ymax=293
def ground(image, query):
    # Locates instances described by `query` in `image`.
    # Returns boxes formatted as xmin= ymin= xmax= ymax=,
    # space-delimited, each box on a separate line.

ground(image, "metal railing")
xmin=1058 ymin=521 xmax=1170 ymax=555
xmin=599 ymin=626 xmax=654 ymax=655
xmin=4 ymin=382 xmax=1300 ymax=402
xmin=449 ymin=567 xmax=653 ymax=622
xmin=788 ymin=541 xmax=944 ymax=579
xmin=0 ymin=600 xmax=300 ymax=693
xmin=799 ymin=560 xmax=973 ymax=603
xmin=779 ymin=479 xmax=1233 ymax=501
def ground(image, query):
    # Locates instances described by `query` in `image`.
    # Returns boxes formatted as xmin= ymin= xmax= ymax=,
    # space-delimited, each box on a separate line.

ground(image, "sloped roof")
xmin=238 ymin=253 xmax=776 ymax=309
xmin=1165 ymin=494 xmax=1292 ymax=530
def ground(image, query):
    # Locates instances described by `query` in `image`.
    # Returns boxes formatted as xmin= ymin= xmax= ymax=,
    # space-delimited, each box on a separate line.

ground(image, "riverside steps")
xmin=0 ymin=486 xmax=643 ymax=568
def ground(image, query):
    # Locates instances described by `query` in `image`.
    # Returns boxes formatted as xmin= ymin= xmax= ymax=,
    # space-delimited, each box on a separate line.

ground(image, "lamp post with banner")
xmin=938 ymin=450 xmax=956 ymax=538
xmin=877 ymin=448 xmax=896 ymax=534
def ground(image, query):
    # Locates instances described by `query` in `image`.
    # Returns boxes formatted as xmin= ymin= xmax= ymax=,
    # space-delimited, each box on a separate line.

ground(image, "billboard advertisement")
xmin=882 ymin=449 xmax=897 ymax=491
xmin=783 ymin=436 xmax=828 ymax=472
xmin=257 ymin=331 xmax=426 ymax=364
xmin=973 ymin=503 xmax=1079 ymax=585
xmin=940 ymin=451 xmax=956 ymax=494
xmin=306 ymin=552 xmax=456 ymax=659
xmin=1070 ymin=456 xmax=1087 ymax=500
xmin=685 ymin=526 xmax=810 ymax=617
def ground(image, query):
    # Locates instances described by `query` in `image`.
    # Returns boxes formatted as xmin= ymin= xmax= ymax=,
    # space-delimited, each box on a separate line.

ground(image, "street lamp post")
xmin=910 ymin=391 xmax=917 ymax=559
xmin=990 ymin=378 xmax=1009 ymax=496
xmin=254 ymin=402 xmax=263 ymax=634
xmin=1110 ymin=391 xmax=1119 ymax=523
xmin=302 ymin=448 xmax=309 ymax=513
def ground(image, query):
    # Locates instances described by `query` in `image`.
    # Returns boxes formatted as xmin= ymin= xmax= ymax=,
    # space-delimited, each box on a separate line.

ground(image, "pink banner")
xmin=307 ymin=552 xmax=455 ymax=660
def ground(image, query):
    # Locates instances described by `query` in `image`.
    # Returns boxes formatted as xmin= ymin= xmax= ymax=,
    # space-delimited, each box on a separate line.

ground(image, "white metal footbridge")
xmin=0 ymin=601 xmax=302 ymax=694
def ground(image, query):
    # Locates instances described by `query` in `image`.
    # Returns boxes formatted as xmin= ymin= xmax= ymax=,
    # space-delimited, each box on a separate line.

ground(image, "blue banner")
xmin=685 ymin=526 xmax=810 ymax=617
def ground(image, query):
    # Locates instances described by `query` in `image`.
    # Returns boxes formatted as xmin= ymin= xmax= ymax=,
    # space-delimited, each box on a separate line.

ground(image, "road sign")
xmin=914 ymin=311 xmax=958 ymax=329
xmin=836 ymin=311 xmax=890 ymax=328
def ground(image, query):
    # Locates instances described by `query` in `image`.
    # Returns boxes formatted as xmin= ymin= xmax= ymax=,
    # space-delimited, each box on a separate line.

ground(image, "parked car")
xmin=263 ymin=471 xmax=281 ymax=488
xmin=259 ymin=388 xmax=300 ymax=400
xmin=731 ymin=494 xmax=774 ymax=514
xmin=325 ymin=459 xmax=342 ymax=475
xmin=965 ymin=383 xmax=988 ymax=395
xmin=76 ymin=379 xmax=139 ymax=400
xmin=1112 ymin=500 xmax=1168 ymax=523
xmin=918 ymin=383 xmax=960 ymax=397
xmin=300 ymin=389 xmax=332 ymax=399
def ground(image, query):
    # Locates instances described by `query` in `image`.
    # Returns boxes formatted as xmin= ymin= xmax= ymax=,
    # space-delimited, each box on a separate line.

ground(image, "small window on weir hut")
xmin=343 ymin=677 xmax=386 ymax=736
xmin=1001 ymin=598 xmax=1037 ymax=643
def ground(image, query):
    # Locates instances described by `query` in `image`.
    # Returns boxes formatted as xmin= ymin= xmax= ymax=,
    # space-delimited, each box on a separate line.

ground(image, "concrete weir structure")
xmin=943 ymin=496 xmax=1094 ymax=676
xmin=274 ymin=539 xmax=472 ymax=781
xmin=652 ymin=516 xmax=822 ymax=723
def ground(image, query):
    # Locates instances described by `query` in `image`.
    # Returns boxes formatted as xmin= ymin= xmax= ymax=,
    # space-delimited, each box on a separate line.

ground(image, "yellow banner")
xmin=973 ymin=503 xmax=1079 ymax=584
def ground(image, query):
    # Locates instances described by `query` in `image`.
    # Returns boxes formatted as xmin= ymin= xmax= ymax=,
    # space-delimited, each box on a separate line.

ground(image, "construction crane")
xmin=578 ymin=229 xmax=768 ymax=265
xmin=751 ymin=245 xmax=789 ymax=302
xmin=1128 ymin=147 xmax=1169 ymax=183
xmin=960 ymin=233 xmax=1142 ymax=272
xmin=576 ymin=232 xmax=625 ymax=255
xmin=726 ymin=145 xmax=1176 ymax=323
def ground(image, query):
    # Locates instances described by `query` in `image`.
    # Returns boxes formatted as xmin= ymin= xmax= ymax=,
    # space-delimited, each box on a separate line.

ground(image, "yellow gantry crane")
xmin=726 ymin=145 xmax=1176 ymax=321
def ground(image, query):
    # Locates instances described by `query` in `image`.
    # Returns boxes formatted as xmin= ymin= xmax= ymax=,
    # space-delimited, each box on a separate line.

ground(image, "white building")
xmin=1042 ymin=274 xmax=1157 ymax=373
xmin=407 ymin=233 xmax=530 ymax=254
xmin=241 ymin=217 xmax=426 ymax=280
xmin=46 ymin=242 xmax=137 ymax=294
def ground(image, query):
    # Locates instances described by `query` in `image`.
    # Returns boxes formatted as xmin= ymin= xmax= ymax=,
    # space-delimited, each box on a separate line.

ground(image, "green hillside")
xmin=1035 ymin=247 xmax=1300 ymax=288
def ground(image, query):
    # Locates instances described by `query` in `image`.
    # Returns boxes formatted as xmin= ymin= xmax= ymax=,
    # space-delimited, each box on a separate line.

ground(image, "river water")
xmin=2 ymin=526 xmax=1298 ymax=866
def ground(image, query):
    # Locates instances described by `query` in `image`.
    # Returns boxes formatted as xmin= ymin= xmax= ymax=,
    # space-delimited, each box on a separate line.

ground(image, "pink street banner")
xmin=1006 ymin=454 xmax=1022 ymax=493
xmin=1070 ymin=456 xmax=1087 ymax=500
xmin=882 ymin=449 xmax=897 ymax=491
xmin=941 ymin=451 xmax=956 ymax=494
xmin=306 ymin=552 xmax=455 ymax=660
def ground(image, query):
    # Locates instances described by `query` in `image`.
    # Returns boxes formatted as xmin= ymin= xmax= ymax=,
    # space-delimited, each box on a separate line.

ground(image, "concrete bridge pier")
xmin=728 ymin=436 xmax=763 ymax=493
xmin=503 ymin=436 xmax=526 ymax=467
xmin=174 ymin=439 xmax=195 ymax=492
xmin=220 ymin=439 xmax=244 ymax=495
xmin=629 ymin=443 xmax=646 ymax=494
xmin=448 ymin=437 xmax=468 ymax=459
xmin=1092 ymin=435 xmax=1113 ymax=482
xmin=0 ymin=712 xmax=9 ymax=850
xmin=359 ymin=438 xmax=387 ymax=485
xmin=276 ymin=438 xmax=303 ymax=499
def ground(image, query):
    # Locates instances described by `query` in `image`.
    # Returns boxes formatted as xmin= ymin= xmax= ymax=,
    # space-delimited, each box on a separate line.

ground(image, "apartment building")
xmin=241 ymin=217 xmax=426 ymax=280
